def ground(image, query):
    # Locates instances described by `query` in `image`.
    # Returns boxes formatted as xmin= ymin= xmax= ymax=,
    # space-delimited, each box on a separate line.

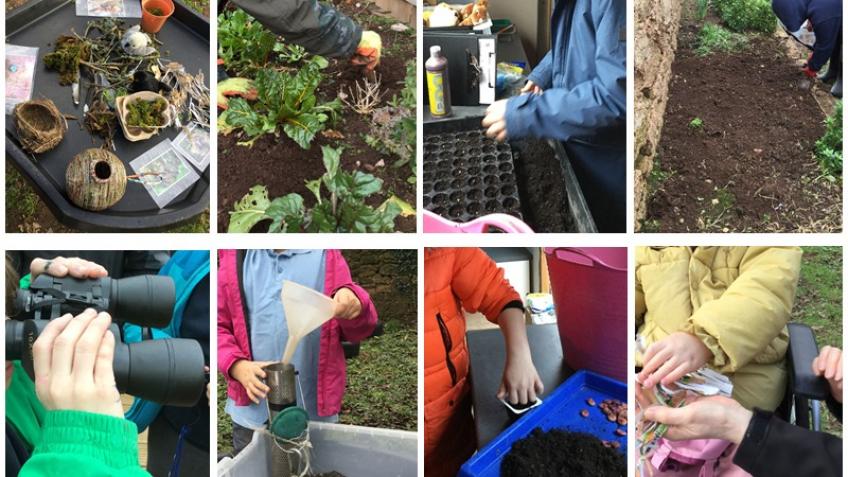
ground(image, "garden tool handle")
xmin=550 ymin=247 xmax=627 ymax=272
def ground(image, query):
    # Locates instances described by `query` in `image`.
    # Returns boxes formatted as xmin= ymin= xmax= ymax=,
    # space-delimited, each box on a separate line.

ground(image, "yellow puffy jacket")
xmin=636 ymin=246 xmax=802 ymax=410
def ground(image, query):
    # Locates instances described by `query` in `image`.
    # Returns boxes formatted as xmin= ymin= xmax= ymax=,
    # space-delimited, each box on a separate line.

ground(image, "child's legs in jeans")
xmin=232 ymin=422 xmax=259 ymax=456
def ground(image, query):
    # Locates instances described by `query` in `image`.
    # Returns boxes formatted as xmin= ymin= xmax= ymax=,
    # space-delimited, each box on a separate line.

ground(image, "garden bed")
xmin=644 ymin=8 xmax=842 ymax=232
xmin=217 ymin=0 xmax=416 ymax=232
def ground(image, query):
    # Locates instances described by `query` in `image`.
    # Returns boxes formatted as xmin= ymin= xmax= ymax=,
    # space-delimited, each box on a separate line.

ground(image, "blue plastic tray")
xmin=459 ymin=370 xmax=627 ymax=477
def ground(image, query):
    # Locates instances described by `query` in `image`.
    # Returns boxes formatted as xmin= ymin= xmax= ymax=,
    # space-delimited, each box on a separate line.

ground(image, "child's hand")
xmin=32 ymin=309 xmax=124 ymax=418
xmin=482 ymin=100 xmax=509 ymax=142
xmin=30 ymin=257 xmax=108 ymax=280
xmin=520 ymin=80 xmax=543 ymax=95
xmin=637 ymin=332 xmax=712 ymax=388
xmin=230 ymin=359 xmax=274 ymax=404
xmin=498 ymin=351 xmax=544 ymax=405
xmin=812 ymin=346 xmax=843 ymax=403
xmin=332 ymin=287 xmax=362 ymax=320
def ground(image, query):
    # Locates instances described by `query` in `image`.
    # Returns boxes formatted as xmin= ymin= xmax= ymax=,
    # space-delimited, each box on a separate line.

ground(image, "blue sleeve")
xmin=810 ymin=18 xmax=840 ymax=71
xmin=505 ymin=0 xmax=625 ymax=142
xmin=527 ymin=51 xmax=554 ymax=89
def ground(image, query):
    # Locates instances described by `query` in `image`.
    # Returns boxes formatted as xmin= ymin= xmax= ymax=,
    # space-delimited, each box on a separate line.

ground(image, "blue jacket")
xmin=772 ymin=0 xmax=842 ymax=71
xmin=505 ymin=0 xmax=626 ymax=232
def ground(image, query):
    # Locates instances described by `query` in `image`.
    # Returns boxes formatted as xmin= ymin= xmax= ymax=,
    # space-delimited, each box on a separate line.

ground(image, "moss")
xmin=43 ymin=36 xmax=91 ymax=85
xmin=126 ymin=98 xmax=168 ymax=127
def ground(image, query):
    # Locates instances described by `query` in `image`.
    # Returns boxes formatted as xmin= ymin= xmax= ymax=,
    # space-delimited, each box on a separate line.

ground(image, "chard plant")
xmin=222 ymin=56 xmax=341 ymax=149
xmin=217 ymin=10 xmax=278 ymax=76
xmin=229 ymin=146 xmax=402 ymax=233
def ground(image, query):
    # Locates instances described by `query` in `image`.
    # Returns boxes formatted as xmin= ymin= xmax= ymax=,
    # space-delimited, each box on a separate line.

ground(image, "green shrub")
xmin=696 ymin=23 xmax=748 ymax=55
xmin=714 ymin=0 xmax=775 ymax=33
xmin=816 ymin=101 xmax=843 ymax=176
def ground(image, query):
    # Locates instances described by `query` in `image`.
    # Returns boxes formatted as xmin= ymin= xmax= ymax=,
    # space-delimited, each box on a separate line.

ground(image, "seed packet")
xmin=5 ymin=45 xmax=39 ymax=115
xmin=130 ymin=139 xmax=200 ymax=208
xmin=76 ymin=0 xmax=141 ymax=18
xmin=172 ymin=123 xmax=210 ymax=171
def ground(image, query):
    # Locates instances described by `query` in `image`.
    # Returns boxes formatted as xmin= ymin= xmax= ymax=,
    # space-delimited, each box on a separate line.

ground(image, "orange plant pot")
xmin=141 ymin=0 xmax=174 ymax=34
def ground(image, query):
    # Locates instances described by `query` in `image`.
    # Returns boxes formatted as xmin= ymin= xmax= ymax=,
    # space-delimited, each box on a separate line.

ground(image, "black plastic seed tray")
xmin=5 ymin=0 xmax=209 ymax=231
xmin=423 ymin=117 xmax=524 ymax=223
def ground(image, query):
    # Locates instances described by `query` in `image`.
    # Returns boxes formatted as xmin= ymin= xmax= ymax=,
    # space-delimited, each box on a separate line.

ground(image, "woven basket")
xmin=65 ymin=148 xmax=127 ymax=211
xmin=13 ymin=99 xmax=67 ymax=154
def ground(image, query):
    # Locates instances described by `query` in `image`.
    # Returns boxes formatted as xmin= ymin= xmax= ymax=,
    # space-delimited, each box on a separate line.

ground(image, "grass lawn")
xmin=792 ymin=246 xmax=843 ymax=437
xmin=217 ymin=320 xmax=417 ymax=454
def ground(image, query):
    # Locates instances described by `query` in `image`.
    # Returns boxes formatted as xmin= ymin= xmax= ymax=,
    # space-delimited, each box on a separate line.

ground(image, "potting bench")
xmin=6 ymin=0 xmax=210 ymax=231
xmin=422 ymin=29 xmax=596 ymax=232
xmin=466 ymin=323 xmax=572 ymax=448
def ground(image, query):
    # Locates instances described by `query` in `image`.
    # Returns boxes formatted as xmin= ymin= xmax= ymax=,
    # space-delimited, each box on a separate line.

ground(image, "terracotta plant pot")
xmin=115 ymin=91 xmax=172 ymax=142
xmin=66 ymin=148 xmax=127 ymax=211
xmin=141 ymin=0 xmax=174 ymax=34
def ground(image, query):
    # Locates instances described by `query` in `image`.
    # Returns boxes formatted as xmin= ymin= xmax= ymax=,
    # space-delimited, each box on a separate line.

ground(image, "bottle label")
xmin=427 ymin=71 xmax=447 ymax=116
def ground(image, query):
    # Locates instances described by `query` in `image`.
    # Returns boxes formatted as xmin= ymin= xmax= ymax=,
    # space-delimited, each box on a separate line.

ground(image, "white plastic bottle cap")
xmin=430 ymin=45 xmax=442 ymax=56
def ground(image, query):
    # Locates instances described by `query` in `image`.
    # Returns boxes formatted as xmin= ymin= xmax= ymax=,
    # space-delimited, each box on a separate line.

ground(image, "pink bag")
xmin=648 ymin=438 xmax=752 ymax=477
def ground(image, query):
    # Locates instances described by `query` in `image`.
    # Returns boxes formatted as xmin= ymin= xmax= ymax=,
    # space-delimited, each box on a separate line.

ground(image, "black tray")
xmin=423 ymin=118 xmax=523 ymax=222
xmin=6 ymin=0 xmax=210 ymax=231
xmin=423 ymin=116 xmax=596 ymax=232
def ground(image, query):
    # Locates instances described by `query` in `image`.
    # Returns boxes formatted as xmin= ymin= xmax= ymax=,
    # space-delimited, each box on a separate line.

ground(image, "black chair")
xmin=343 ymin=322 xmax=385 ymax=359
xmin=776 ymin=322 xmax=831 ymax=430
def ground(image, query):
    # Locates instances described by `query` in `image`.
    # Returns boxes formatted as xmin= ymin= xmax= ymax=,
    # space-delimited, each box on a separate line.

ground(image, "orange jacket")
xmin=424 ymin=248 xmax=521 ymax=477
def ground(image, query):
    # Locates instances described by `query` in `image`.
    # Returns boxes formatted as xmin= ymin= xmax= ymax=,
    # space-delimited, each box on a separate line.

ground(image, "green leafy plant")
xmin=713 ymin=0 xmax=775 ymax=33
xmin=217 ymin=10 xmax=278 ymax=76
xmin=816 ymin=101 xmax=843 ymax=177
xmin=383 ymin=61 xmax=417 ymax=174
xmin=229 ymin=146 xmax=401 ymax=233
xmin=696 ymin=23 xmax=748 ymax=55
xmin=689 ymin=117 xmax=704 ymax=129
xmin=222 ymin=56 xmax=341 ymax=148
xmin=274 ymin=43 xmax=307 ymax=64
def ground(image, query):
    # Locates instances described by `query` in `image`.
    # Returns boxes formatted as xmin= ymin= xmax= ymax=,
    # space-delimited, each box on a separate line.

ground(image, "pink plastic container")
xmin=544 ymin=248 xmax=627 ymax=381
xmin=423 ymin=210 xmax=534 ymax=233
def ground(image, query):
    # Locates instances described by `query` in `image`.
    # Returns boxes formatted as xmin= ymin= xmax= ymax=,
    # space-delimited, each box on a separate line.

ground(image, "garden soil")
xmin=646 ymin=17 xmax=842 ymax=232
xmin=217 ymin=2 xmax=415 ymax=232
xmin=511 ymin=139 xmax=573 ymax=232
xmin=501 ymin=428 xmax=625 ymax=477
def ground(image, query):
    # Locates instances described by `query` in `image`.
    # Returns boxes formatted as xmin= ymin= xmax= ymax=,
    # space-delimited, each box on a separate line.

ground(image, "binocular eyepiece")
xmin=6 ymin=274 xmax=206 ymax=407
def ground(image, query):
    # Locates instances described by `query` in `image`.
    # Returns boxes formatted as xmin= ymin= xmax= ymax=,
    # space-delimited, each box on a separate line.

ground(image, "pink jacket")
xmin=217 ymin=249 xmax=378 ymax=416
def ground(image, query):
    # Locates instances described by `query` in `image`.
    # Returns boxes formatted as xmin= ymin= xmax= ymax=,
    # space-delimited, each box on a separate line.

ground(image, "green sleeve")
xmin=19 ymin=410 xmax=151 ymax=477
xmin=5 ymin=361 xmax=45 ymax=451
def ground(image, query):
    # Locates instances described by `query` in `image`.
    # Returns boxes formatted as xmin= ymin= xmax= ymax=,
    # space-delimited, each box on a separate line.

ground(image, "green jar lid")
xmin=269 ymin=407 xmax=309 ymax=439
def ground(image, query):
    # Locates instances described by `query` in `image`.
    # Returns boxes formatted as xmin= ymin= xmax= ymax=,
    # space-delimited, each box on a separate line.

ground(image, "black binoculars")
xmin=7 ymin=274 xmax=206 ymax=407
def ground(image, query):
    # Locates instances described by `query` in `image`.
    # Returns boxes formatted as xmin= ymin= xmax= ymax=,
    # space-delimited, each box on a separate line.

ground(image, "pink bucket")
xmin=544 ymin=248 xmax=627 ymax=381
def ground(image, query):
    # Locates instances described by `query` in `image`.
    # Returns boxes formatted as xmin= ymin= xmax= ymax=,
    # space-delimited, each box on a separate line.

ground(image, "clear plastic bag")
xmin=5 ymin=45 xmax=39 ymax=115
xmin=75 ymin=0 xmax=141 ymax=17
xmin=129 ymin=139 xmax=200 ymax=208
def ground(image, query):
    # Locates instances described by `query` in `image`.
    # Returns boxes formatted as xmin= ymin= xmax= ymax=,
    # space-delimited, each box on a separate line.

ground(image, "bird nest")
xmin=13 ymin=99 xmax=67 ymax=154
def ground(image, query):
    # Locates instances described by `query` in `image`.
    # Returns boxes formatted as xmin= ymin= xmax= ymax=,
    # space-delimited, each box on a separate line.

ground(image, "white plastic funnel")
xmin=280 ymin=280 xmax=336 ymax=364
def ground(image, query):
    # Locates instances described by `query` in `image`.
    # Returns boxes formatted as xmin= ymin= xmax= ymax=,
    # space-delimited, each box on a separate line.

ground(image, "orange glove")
xmin=350 ymin=30 xmax=381 ymax=72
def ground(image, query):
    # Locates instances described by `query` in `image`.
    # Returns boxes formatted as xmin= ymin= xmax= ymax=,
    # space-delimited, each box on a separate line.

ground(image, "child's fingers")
xmin=51 ymin=309 xmax=99 ymax=379
xmin=32 ymin=314 xmax=74 ymax=389
xmin=497 ymin=382 xmax=506 ymax=400
xmin=254 ymin=379 xmax=270 ymax=395
xmin=661 ymin=363 xmax=693 ymax=387
xmin=518 ymin=387 xmax=528 ymax=405
xmin=528 ymin=385 xmax=537 ymax=404
xmin=826 ymin=347 xmax=841 ymax=380
xmin=94 ymin=326 xmax=117 ymax=388
xmin=639 ymin=345 xmax=670 ymax=383
xmin=535 ymin=377 xmax=544 ymax=396
xmin=508 ymin=387 xmax=518 ymax=405
xmin=72 ymin=312 xmax=112 ymax=384
xmin=642 ymin=353 xmax=676 ymax=387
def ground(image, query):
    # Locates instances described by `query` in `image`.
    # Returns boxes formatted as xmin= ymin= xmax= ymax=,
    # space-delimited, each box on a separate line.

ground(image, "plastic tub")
xmin=459 ymin=370 xmax=626 ymax=477
xmin=217 ymin=422 xmax=417 ymax=477
xmin=544 ymin=248 xmax=627 ymax=381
